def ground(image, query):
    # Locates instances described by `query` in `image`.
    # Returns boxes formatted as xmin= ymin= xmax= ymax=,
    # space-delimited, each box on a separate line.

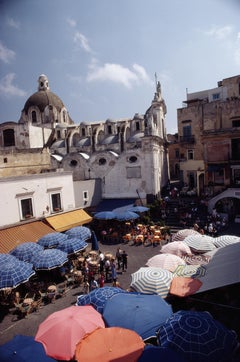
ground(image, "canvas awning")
xmin=0 ymin=221 xmax=55 ymax=254
xmin=45 ymin=209 xmax=92 ymax=232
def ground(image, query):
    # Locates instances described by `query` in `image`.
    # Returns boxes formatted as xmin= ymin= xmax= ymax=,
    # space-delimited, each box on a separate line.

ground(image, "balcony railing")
xmin=179 ymin=136 xmax=195 ymax=144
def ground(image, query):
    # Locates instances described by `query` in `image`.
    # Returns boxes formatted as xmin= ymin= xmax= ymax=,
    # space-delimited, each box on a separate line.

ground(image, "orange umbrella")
xmin=169 ymin=276 xmax=202 ymax=297
xmin=35 ymin=306 xmax=105 ymax=360
xmin=75 ymin=327 xmax=145 ymax=362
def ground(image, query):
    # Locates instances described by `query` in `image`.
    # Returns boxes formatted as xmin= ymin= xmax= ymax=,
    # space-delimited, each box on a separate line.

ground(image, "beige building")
xmin=169 ymin=74 xmax=240 ymax=217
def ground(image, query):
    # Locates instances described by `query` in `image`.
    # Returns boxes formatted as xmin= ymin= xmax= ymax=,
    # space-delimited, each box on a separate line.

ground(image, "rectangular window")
xmin=126 ymin=166 xmax=141 ymax=178
xmin=108 ymin=125 xmax=112 ymax=134
xmin=136 ymin=122 xmax=140 ymax=131
xmin=20 ymin=198 xmax=33 ymax=219
xmin=82 ymin=128 xmax=86 ymax=137
xmin=187 ymin=149 xmax=194 ymax=160
xmin=51 ymin=193 xmax=62 ymax=212
xmin=175 ymin=149 xmax=179 ymax=158
xmin=83 ymin=191 xmax=89 ymax=201
xmin=212 ymin=93 xmax=220 ymax=100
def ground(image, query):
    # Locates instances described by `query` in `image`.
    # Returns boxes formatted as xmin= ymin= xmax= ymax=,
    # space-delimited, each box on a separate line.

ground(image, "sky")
xmin=0 ymin=0 xmax=240 ymax=134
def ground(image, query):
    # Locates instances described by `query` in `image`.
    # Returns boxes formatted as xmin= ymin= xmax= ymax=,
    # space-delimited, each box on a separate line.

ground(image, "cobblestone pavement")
xmin=0 ymin=240 xmax=160 ymax=346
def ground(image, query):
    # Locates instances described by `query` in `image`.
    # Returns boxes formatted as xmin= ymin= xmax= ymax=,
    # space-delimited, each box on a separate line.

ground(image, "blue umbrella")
xmin=94 ymin=211 xmax=116 ymax=220
xmin=37 ymin=232 xmax=68 ymax=249
xmin=10 ymin=242 xmax=43 ymax=262
xmin=0 ymin=253 xmax=18 ymax=267
xmin=57 ymin=237 xmax=87 ymax=255
xmin=138 ymin=345 xmax=186 ymax=362
xmin=158 ymin=310 xmax=238 ymax=362
xmin=65 ymin=226 xmax=91 ymax=241
xmin=103 ymin=293 xmax=173 ymax=340
xmin=91 ymin=230 xmax=99 ymax=251
xmin=127 ymin=206 xmax=149 ymax=213
xmin=0 ymin=335 xmax=56 ymax=362
xmin=30 ymin=249 xmax=68 ymax=270
xmin=0 ymin=260 xmax=35 ymax=289
xmin=115 ymin=211 xmax=139 ymax=221
xmin=76 ymin=286 xmax=127 ymax=314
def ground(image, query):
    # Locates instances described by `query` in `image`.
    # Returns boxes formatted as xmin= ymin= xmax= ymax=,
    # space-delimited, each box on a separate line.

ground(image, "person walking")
xmin=121 ymin=250 xmax=128 ymax=272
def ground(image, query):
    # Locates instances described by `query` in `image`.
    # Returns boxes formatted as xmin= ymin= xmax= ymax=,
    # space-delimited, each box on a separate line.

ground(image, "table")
xmin=23 ymin=298 xmax=33 ymax=306
xmin=47 ymin=285 xmax=57 ymax=292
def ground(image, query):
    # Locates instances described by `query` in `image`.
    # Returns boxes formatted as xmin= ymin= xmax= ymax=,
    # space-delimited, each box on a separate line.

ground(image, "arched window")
xmin=32 ymin=110 xmax=37 ymax=123
xmin=3 ymin=129 xmax=15 ymax=147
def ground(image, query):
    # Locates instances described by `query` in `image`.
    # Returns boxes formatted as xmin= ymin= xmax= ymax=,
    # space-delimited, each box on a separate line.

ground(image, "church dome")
xmin=23 ymin=75 xmax=65 ymax=114
xmin=23 ymin=90 xmax=65 ymax=114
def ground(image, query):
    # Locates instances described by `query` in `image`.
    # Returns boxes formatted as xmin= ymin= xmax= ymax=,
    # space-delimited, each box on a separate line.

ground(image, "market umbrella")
xmin=56 ymin=237 xmax=87 ymax=255
xmin=65 ymin=226 xmax=91 ymax=241
xmin=0 ymin=335 xmax=56 ymax=362
xmin=10 ymin=242 xmax=44 ymax=262
xmin=0 ymin=259 xmax=35 ymax=290
xmin=158 ymin=310 xmax=238 ymax=362
xmin=94 ymin=211 xmax=116 ymax=220
xmin=115 ymin=210 xmax=139 ymax=221
xmin=35 ymin=305 xmax=105 ymax=361
xmin=130 ymin=267 xmax=173 ymax=298
xmin=146 ymin=253 xmax=186 ymax=272
xmin=127 ymin=206 xmax=149 ymax=213
xmin=138 ymin=345 xmax=186 ymax=362
xmin=169 ymin=277 xmax=203 ymax=297
xmin=172 ymin=229 xmax=200 ymax=242
xmin=76 ymin=286 xmax=127 ymax=314
xmin=30 ymin=249 xmax=68 ymax=270
xmin=90 ymin=230 xmax=99 ymax=251
xmin=212 ymin=235 xmax=240 ymax=248
xmin=75 ymin=327 xmax=145 ymax=362
xmin=0 ymin=253 xmax=19 ymax=266
xmin=103 ymin=293 xmax=173 ymax=340
xmin=183 ymin=234 xmax=216 ymax=253
xmin=161 ymin=241 xmax=192 ymax=257
xmin=173 ymin=264 xmax=207 ymax=278
xmin=37 ymin=232 xmax=68 ymax=249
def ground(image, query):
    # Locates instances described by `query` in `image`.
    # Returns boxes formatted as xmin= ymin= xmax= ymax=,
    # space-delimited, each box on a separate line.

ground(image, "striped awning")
xmin=0 ymin=221 xmax=55 ymax=254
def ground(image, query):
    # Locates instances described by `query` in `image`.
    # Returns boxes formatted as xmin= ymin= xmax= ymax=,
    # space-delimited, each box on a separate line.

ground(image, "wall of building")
xmin=0 ymin=171 xmax=75 ymax=228
xmin=73 ymin=178 xmax=102 ymax=209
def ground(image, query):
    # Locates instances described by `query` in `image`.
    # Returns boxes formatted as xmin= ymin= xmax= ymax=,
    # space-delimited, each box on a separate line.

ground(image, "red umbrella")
xmin=35 ymin=306 xmax=105 ymax=360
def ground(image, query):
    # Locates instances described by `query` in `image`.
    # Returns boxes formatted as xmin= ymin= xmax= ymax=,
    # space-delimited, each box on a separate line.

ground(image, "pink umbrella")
xmin=146 ymin=254 xmax=186 ymax=272
xmin=161 ymin=241 xmax=192 ymax=257
xmin=35 ymin=306 xmax=105 ymax=360
xmin=172 ymin=229 xmax=199 ymax=242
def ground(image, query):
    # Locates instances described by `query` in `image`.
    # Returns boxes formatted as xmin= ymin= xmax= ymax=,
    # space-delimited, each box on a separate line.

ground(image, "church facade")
xmin=0 ymin=74 xmax=170 ymax=210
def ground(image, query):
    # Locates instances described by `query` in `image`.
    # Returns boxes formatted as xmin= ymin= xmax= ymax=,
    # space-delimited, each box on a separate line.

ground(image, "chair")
xmin=57 ymin=282 xmax=67 ymax=298
xmin=65 ymin=273 xmax=75 ymax=287
xmin=30 ymin=297 xmax=42 ymax=313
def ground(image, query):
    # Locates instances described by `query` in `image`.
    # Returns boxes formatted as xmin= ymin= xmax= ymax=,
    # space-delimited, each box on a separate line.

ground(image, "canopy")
xmin=45 ymin=209 xmax=92 ymax=232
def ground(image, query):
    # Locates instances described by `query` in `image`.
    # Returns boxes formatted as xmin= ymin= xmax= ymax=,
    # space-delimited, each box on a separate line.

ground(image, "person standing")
xmin=115 ymin=247 xmax=122 ymax=270
xmin=121 ymin=250 xmax=128 ymax=272
xmin=111 ymin=258 xmax=117 ymax=283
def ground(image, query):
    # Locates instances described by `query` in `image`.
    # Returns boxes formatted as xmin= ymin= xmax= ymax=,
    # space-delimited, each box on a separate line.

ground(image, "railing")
xmin=179 ymin=136 xmax=195 ymax=144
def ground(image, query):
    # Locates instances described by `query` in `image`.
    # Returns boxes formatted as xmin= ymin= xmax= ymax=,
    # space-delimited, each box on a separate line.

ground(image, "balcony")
xmin=179 ymin=136 xmax=195 ymax=144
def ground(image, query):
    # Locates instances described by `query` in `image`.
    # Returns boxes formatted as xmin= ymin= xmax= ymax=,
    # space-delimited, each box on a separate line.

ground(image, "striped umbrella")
xmin=146 ymin=254 xmax=186 ymax=272
xmin=158 ymin=310 xmax=238 ymax=362
xmin=161 ymin=241 xmax=192 ymax=257
xmin=130 ymin=267 xmax=173 ymax=298
xmin=172 ymin=229 xmax=199 ymax=242
xmin=183 ymin=234 xmax=216 ymax=253
xmin=212 ymin=235 xmax=240 ymax=248
xmin=37 ymin=232 xmax=68 ymax=249
xmin=65 ymin=226 xmax=91 ymax=241
xmin=173 ymin=264 xmax=207 ymax=278
xmin=30 ymin=249 xmax=68 ymax=270
xmin=57 ymin=237 xmax=87 ymax=255
xmin=10 ymin=242 xmax=44 ymax=262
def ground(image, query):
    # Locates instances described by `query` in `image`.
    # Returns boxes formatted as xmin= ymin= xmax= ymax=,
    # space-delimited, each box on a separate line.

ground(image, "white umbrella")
xmin=146 ymin=254 xmax=186 ymax=272
xmin=130 ymin=267 xmax=173 ymax=298
xmin=172 ymin=229 xmax=199 ymax=242
xmin=212 ymin=234 xmax=240 ymax=248
xmin=183 ymin=234 xmax=216 ymax=253
xmin=161 ymin=241 xmax=192 ymax=257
